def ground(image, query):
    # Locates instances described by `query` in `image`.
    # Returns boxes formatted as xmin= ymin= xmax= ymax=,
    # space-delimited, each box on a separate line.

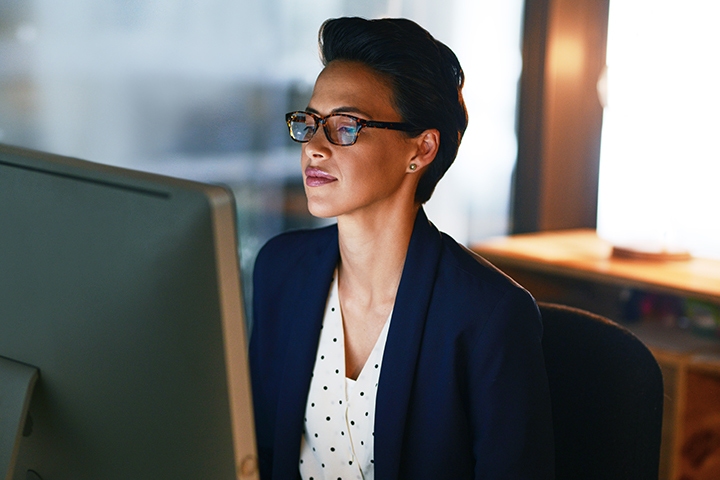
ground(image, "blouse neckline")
xmin=299 ymin=270 xmax=392 ymax=480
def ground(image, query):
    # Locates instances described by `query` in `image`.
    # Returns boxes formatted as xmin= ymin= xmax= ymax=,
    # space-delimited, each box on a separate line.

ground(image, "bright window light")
xmin=596 ymin=0 xmax=720 ymax=259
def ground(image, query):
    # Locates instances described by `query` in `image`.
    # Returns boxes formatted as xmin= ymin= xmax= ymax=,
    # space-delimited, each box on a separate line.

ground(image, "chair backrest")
xmin=538 ymin=302 xmax=664 ymax=480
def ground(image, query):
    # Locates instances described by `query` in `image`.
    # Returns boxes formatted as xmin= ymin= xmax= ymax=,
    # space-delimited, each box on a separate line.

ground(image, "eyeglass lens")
xmin=288 ymin=113 xmax=361 ymax=146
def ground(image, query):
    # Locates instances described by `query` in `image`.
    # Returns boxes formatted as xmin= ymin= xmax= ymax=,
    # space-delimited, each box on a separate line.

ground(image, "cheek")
xmin=374 ymin=140 xmax=413 ymax=175
xmin=349 ymin=147 xmax=406 ymax=192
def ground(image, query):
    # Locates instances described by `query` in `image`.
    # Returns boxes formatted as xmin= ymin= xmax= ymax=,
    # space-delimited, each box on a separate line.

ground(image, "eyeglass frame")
xmin=285 ymin=110 xmax=418 ymax=146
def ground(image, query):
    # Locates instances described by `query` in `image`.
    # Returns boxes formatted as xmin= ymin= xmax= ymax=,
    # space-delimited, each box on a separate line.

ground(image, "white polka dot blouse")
xmin=299 ymin=271 xmax=392 ymax=480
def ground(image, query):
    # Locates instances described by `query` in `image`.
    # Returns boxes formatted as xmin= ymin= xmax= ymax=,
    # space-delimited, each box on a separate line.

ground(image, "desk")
xmin=473 ymin=229 xmax=720 ymax=302
xmin=472 ymin=230 xmax=720 ymax=480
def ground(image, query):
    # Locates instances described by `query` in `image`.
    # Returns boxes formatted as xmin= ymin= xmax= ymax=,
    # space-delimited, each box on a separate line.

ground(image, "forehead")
xmin=308 ymin=60 xmax=400 ymax=120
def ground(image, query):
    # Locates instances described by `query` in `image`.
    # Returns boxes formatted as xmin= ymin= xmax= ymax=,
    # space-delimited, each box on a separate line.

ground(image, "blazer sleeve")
xmin=249 ymin=238 xmax=278 ymax=480
xmin=250 ymin=232 xmax=302 ymax=479
xmin=468 ymin=286 xmax=555 ymax=479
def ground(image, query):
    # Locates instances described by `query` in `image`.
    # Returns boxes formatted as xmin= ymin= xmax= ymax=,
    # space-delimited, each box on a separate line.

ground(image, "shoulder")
xmin=254 ymin=224 xmax=337 ymax=275
xmin=257 ymin=223 xmax=337 ymax=258
xmin=437 ymin=232 xmax=531 ymax=300
xmin=431 ymin=231 xmax=541 ymax=337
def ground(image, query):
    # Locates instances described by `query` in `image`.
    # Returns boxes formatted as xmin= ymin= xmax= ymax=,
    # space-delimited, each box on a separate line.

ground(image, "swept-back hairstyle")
xmin=319 ymin=17 xmax=468 ymax=204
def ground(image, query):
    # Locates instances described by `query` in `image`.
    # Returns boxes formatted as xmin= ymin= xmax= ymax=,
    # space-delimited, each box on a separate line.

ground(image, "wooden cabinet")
xmin=472 ymin=230 xmax=720 ymax=480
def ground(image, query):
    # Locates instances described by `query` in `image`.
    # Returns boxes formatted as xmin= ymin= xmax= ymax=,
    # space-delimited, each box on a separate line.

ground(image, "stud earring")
xmin=409 ymin=163 xmax=417 ymax=171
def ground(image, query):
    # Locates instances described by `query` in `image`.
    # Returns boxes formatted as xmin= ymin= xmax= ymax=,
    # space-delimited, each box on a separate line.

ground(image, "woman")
xmin=250 ymin=17 xmax=554 ymax=480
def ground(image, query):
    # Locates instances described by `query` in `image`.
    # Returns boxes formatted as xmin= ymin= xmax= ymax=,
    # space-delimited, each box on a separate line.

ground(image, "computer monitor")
xmin=0 ymin=144 xmax=258 ymax=479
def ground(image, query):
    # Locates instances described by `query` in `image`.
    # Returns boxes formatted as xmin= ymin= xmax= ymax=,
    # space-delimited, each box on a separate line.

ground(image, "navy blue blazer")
xmin=250 ymin=209 xmax=554 ymax=479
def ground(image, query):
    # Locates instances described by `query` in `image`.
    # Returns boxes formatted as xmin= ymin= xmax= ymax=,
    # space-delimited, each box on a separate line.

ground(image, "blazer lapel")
xmin=374 ymin=208 xmax=444 ymax=479
xmin=271 ymin=226 xmax=339 ymax=479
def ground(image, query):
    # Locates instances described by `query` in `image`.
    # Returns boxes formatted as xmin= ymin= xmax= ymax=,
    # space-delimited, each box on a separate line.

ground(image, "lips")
xmin=304 ymin=167 xmax=337 ymax=187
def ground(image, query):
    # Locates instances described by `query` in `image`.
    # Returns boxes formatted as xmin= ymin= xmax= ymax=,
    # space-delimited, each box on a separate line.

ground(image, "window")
xmin=596 ymin=0 xmax=720 ymax=259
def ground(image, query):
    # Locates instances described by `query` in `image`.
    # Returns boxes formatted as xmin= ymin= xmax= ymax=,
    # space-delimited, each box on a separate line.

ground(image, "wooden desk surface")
xmin=471 ymin=229 xmax=720 ymax=304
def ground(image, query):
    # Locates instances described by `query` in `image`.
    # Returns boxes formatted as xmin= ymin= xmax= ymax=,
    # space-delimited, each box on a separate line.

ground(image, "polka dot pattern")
xmin=299 ymin=272 xmax=391 ymax=480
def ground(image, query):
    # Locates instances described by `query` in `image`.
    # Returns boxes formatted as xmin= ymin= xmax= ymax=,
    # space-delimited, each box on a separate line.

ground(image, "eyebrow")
xmin=305 ymin=106 xmax=370 ymax=117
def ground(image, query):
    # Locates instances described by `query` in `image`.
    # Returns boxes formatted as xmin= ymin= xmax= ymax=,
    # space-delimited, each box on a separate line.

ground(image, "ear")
xmin=407 ymin=129 xmax=440 ymax=173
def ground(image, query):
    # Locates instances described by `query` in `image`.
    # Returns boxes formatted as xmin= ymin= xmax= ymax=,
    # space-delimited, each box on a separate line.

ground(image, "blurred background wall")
xmin=0 ymin=0 xmax=526 ymax=300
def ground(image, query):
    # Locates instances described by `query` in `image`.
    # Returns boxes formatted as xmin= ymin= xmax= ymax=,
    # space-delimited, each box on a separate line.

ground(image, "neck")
xmin=336 ymin=204 xmax=420 ymax=301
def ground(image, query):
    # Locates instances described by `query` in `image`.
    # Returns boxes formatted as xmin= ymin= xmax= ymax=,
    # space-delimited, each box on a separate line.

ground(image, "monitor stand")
xmin=0 ymin=357 xmax=38 ymax=480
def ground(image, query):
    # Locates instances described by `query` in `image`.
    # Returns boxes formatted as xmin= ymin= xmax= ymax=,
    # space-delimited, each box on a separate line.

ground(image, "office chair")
xmin=538 ymin=302 xmax=664 ymax=479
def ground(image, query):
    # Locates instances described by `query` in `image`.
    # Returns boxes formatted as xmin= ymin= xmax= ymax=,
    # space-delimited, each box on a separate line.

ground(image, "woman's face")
xmin=301 ymin=60 xmax=421 ymax=219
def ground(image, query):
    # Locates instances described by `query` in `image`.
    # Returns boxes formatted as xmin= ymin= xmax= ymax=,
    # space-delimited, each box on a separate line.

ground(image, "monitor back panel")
xmin=0 ymin=144 xmax=256 ymax=479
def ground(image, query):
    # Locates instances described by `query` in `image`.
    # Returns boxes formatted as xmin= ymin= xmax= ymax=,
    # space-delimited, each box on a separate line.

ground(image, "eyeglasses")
xmin=285 ymin=110 xmax=416 ymax=146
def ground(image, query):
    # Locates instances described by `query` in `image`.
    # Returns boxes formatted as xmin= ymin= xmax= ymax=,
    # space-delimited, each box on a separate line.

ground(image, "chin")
xmin=306 ymin=200 xmax=340 ymax=219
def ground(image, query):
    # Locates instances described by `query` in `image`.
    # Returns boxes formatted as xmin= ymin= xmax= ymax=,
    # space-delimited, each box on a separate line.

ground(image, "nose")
xmin=302 ymin=122 xmax=331 ymax=159
xmin=303 ymin=119 xmax=331 ymax=157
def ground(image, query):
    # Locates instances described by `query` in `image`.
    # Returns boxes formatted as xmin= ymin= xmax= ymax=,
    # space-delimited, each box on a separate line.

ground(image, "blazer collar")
xmin=272 ymin=224 xmax=339 ymax=479
xmin=374 ymin=207 xmax=444 ymax=479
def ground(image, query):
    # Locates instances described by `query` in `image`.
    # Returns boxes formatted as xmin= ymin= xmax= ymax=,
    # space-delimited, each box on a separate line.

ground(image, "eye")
xmin=289 ymin=113 xmax=316 ymax=141
xmin=331 ymin=116 xmax=360 ymax=144
xmin=337 ymin=123 xmax=358 ymax=134
xmin=291 ymin=122 xmax=312 ymax=138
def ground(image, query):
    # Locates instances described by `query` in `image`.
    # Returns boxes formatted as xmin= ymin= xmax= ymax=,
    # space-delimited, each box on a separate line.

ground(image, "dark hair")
xmin=319 ymin=17 xmax=468 ymax=204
